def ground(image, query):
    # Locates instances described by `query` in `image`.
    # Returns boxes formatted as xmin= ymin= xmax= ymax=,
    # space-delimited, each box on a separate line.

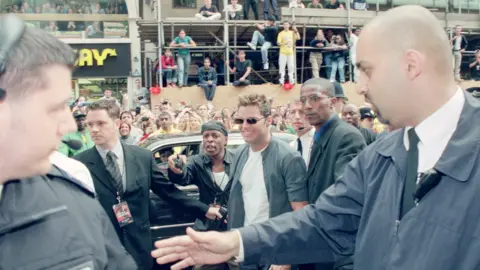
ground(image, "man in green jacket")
xmin=59 ymin=111 xmax=94 ymax=157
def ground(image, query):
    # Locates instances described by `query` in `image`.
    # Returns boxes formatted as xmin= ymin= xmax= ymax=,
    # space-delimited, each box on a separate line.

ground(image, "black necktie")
xmin=400 ymin=128 xmax=420 ymax=219
xmin=105 ymin=151 xmax=124 ymax=196
xmin=297 ymin=138 xmax=303 ymax=156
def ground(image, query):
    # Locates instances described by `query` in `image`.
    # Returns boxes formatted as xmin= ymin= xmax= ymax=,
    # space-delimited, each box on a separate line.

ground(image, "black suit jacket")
xmin=74 ymin=143 xmax=208 ymax=270
xmin=306 ymin=115 xmax=366 ymax=270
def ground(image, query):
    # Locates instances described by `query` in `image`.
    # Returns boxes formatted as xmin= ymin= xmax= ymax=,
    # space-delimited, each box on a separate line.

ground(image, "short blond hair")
xmin=237 ymin=94 xmax=271 ymax=117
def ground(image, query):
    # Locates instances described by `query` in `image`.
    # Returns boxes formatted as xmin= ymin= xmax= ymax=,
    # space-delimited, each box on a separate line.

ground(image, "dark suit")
xmin=74 ymin=143 xmax=209 ymax=270
xmin=304 ymin=115 xmax=366 ymax=270
xmin=307 ymin=115 xmax=366 ymax=203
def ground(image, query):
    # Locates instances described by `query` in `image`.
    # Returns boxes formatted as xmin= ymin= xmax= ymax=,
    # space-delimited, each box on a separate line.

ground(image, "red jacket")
xmin=161 ymin=55 xmax=175 ymax=69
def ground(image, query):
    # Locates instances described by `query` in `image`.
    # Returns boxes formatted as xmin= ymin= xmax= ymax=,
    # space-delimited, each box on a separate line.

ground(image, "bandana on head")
xmin=201 ymin=120 xmax=228 ymax=136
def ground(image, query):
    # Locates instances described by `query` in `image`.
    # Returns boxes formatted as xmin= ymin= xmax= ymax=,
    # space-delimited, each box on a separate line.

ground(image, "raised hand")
xmin=151 ymin=228 xmax=241 ymax=270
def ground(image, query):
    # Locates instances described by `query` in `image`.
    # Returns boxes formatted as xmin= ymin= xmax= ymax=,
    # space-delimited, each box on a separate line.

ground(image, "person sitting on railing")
xmin=86 ymin=21 xmax=103 ymax=38
xmin=224 ymin=0 xmax=243 ymax=20
xmin=324 ymin=0 xmax=344 ymax=9
xmin=170 ymin=29 xmax=197 ymax=87
xmin=93 ymin=3 xmax=105 ymax=14
xmin=289 ymin=0 xmax=305 ymax=8
xmin=469 ymin=50 xmax=480 ymax=81
xmin=229 ymin=50 xmax=252 ymax=87
xmin=161 ymin=49 xmax=178 ymax=87
xmin=307 ymin=0 xmax=323 ymax=8
xmin=21 ymin=2 xmax=34 ymax=13
xmin=195 ymin=0 xmax=222 ymax=20
xmin=246 ymin=16 xmax=278 ymax=70
xmin=352 ymin=0 xmax=369 ymax=10
xmin=198 ymin=57 xmax=218 ymax=103
xmin=277 ymin=21 xmax=300 ymax=86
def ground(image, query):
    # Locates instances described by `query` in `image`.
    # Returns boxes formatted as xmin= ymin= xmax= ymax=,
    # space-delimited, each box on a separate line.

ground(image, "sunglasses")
xmin=234 ymin=117 xmax=265 ymax=125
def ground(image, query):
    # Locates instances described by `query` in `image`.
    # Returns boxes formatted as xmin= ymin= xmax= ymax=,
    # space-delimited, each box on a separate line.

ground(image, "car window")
xmin=153 ymin=142 xmax=202 ymax=174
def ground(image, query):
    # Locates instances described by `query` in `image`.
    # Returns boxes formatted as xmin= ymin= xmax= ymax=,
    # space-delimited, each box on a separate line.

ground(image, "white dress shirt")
xmin=290 ymin=127 xmax=315 ymax=167
xmin=49 ymin=151 xmax=96 ymax=193
xmin=404 ymin=87 xmax=464 ymax=175
xmin=96 ymin=141 xmax=127 ymax=191
xmin=236 ymin=88 xmax=465 ymax=262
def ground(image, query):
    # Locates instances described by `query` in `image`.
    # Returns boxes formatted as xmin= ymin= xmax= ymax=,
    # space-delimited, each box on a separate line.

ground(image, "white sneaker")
xmin=247 ymin=42 xmax=256 ymax=51
xmin=263 ymin=62 xmax=269 ymax=70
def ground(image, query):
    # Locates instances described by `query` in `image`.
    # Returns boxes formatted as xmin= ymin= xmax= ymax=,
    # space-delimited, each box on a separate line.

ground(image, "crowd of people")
xmin=2 ymin=3 xmax=480 ymax=270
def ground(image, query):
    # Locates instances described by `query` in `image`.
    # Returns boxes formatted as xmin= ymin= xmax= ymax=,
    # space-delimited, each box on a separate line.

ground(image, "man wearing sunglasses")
xmin=227 ymin=93 xmax=309 ymax=270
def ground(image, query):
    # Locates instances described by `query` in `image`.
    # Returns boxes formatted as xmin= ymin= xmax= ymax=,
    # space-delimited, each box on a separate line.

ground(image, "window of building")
xmin=173 ymin=0 xmax=197 ymax=8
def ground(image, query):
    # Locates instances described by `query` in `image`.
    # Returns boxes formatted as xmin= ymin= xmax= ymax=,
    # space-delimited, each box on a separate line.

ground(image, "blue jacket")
xmin=239 ymin=92 xmax=480 ymax=270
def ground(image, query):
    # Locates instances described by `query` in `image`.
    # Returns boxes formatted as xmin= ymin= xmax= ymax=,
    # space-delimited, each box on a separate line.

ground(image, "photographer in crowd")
xmin=167 ymin=120 xmax=237 ymax=270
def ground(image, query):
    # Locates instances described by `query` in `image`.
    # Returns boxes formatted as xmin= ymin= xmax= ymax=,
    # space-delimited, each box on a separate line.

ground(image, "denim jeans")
xmin=243 ymin=0 xmax=259 ymax=20
xmin=263 ymin=0 xmax=279 ymax=19
xmin=329 ymin=56 xmax=345 ymax=83
xmin=199 ymin=83 xmax=217 ymax=101
xmin=177 ymin=54 xmax=191 ymax=86
xmin=163 ymin=69 xmax=177 ymax=84
xmin=323 ymin=54 xmax=332 ymax=79
xmin=251 ymin=30 xmax=273 ymax=64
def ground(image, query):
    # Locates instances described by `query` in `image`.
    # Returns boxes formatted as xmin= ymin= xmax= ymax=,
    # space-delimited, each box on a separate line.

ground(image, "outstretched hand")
xmin=151 ymin=227 xmax=241 ymax=270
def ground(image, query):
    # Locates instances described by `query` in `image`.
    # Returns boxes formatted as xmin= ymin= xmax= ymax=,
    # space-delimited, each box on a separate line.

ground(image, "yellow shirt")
xmin=373 ymin=118 xmax=385 ymax=133
xmin=277 ymin=30 xmax=299 ymax=56
xmin=150 ymin=127 xmax=182 ymax=137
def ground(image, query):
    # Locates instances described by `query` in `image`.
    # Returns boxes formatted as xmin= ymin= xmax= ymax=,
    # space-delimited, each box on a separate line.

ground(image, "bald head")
xmin=342 ymin=103 xmax=360 ymax=127
xmin=361 ymin=5 xmax=451 ymax=75
xmin=301 ymin=78 xmax=335 ymax=97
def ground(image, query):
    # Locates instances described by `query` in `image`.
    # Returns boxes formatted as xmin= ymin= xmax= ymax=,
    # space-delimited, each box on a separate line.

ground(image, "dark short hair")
xmin=0 ymin=25 xmax=76 ymax=99
xmin=120 ymin=110 xmax=134 ymax=119
xmin=87 ymin=99 xmax=120 ymax=119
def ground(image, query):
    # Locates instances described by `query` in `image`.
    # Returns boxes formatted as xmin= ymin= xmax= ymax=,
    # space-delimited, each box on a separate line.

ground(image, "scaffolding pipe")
xmin=234 ymin=24 xmax=238 ymax=81
xmin=223 ymin=0 xmax=230 ymax=84
xmin=156 ymin=0 xmax=163 ymax=88
xmin=300 ymin=24 xmax=306 ymax=83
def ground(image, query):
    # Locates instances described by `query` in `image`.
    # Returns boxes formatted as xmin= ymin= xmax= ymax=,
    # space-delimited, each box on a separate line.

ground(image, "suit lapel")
xmin=122 ymin=143 xmax=140 ymax=193
xmin=306 ymin=116 xmax=341 ymax=179
xmin=86 ymin=148 xmax=117 ymax=194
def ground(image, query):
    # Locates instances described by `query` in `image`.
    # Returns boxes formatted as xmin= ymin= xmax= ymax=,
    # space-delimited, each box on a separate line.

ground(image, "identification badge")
xmin=113 ymin=201 xmax=134 ymax=227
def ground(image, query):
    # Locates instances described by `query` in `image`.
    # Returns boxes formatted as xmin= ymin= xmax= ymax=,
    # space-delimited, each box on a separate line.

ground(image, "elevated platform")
xmin=151 ymin=80 xmax=480 ymax=110
xmin=282 ymin=8 xmax=480 ymax=30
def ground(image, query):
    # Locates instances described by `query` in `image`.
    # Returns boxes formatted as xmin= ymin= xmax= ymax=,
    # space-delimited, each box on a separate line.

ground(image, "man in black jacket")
xmin=168 ymin=120 xmax=238 ymax=270
xmin=342 ymin=103 xmax=377 ymax=145
xmin=74 ymin=100 xmax=210 ymax=270
xmin=0 ymin=14 xmax=136 ymax=269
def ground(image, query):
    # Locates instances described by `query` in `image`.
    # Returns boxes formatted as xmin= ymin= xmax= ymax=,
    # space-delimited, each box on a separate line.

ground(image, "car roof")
xmin=141 ymin=131 xmax=297 ymax=151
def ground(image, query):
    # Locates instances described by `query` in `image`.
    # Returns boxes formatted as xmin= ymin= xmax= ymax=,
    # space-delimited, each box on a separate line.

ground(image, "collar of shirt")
xmin=314 ymin=115 xmax=336 ymax=142
xmin=403 ymin=88 xmax=465 ymax=171
xmin=96 ymin=140 xmax=124 ymax=162
xmin=299 ymin=127 xmax=315 ymax=140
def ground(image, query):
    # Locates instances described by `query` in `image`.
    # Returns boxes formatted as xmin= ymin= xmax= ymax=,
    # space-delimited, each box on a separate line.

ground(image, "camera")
xmin=174 ymin=155 xmax=186 ymax=171
xmin=218 ymin=205 xmax=228 ymax=221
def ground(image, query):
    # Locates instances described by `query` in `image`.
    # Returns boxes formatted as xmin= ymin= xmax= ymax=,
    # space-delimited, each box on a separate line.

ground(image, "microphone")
xmin=62 ymin=139 xmax=83 ymax=151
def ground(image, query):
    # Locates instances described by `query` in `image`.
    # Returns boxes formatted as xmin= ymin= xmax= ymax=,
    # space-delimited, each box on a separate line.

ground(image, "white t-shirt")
xmin=212 ymin=171 xmax=229 ymax=191
xmin=239 ymin=146 xmax=270 ymax=226
xmin=454 ymin=36 xmax=462 ymax=50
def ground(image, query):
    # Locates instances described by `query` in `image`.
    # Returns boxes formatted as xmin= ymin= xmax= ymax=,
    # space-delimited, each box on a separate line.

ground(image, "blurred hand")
xmin=206 ymin=206 xmax=223 ymax=220
xmin=151 ymin=228 xmax=240 ymax=269
xmin=167 ymin=154 xmax=187 ymax=173
xmin=269 ymin=265 xmax=291 ymax=270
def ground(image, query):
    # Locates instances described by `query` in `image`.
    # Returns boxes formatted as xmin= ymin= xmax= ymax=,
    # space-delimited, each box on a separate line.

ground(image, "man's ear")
xmin=115 ymin=118 xmax=121 ymax=128
xmin=265 ymin=115 xmax=273 ymax=126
